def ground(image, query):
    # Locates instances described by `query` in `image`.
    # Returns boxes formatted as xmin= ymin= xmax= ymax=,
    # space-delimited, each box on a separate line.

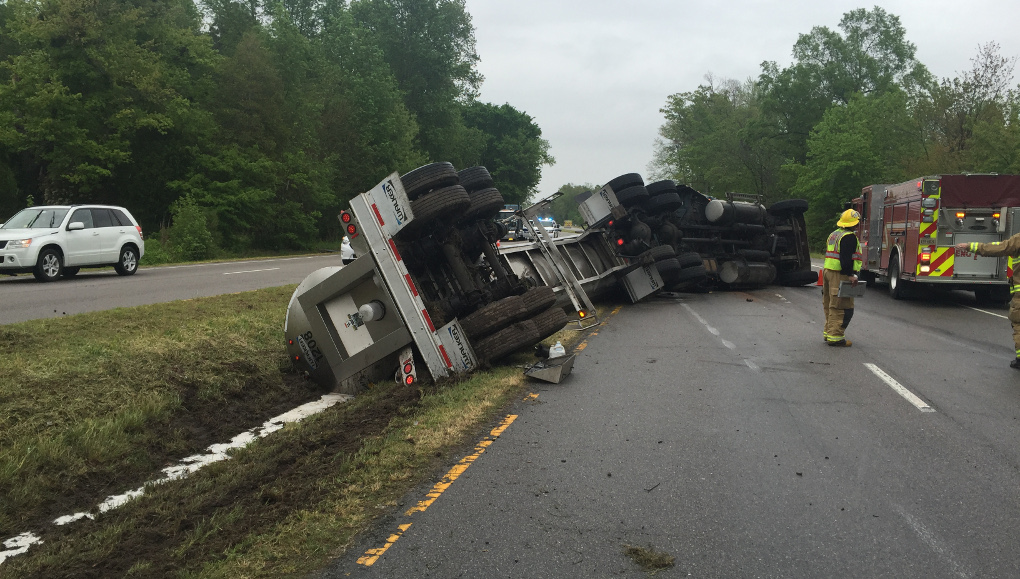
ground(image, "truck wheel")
xmin=656 ymin=258 xmax=683 ymax=285
xmin=645 ymin=180 xmax=678 ymax=197
xmin=401 ymin=162 xmax=459 ymax=200
xmin=520 ymin=286 xmax=557 ymax=318
xmin=398 ymin=185 xmax=471 ymax=239
xmin=975 ymin=286 xmax=1010 ymax=305
xmin=461 ymin=187 xmax=504 ymax=222
xmin=460 ymin=295 xmax=525 ymax=340
xmin=457 ymin=166 xmax=494 ymax=192
xmin=641 ymin=191 xmax=682 ymax=214
xmin=474 ymin=319 xmax=541 ymax=363
xmin=888 ymin=257 xmax=910 ymax=300
xmin=777 ymin=269 xmax=819 ymax=286
xmin=646 ymin=245 xmax=676 ymax=261
xmin=531 ymin=305 xmax=569 ymax=341
xmin=676 ymin=252 xmax=703 ymax=268
xmin=615 ymin=185 xmax=649 ymax=208
xmin=606 ymin=173 xmax=644 ymax=192
xmin=766 ymin=199 xmax=809 ymax=217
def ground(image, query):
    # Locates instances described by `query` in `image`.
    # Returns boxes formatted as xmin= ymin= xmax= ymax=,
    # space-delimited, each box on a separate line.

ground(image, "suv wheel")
xmin=34 ymin=248 xmax=63 ymax=282
xmin=115 ymin=246 xmax=139 ymax=276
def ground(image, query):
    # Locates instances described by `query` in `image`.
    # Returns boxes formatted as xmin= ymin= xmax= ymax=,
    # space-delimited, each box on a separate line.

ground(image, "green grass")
xmin=0 ymin=287 xmax=594 ymax=578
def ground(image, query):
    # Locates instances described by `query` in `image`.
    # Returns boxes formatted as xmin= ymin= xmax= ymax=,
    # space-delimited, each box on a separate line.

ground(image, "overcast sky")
xmin=465 ymin=0 xmax=1020 ymax=199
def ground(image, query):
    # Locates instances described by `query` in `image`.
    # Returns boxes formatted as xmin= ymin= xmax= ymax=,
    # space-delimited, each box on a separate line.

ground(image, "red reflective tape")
xmin=930 ymin=250 xmax=953 ymax=273
xmin=438 ymin=345 xmax=453 ymax=368
xmin=422 ymin=309 xmax=435 ymax=332
xmin=405 ymin=274 xmax=418 ymax=296
xmin=389 ymin=238 xmax=402 ymax=261
xmin=371 ymin=203 xmax=385 ymax=226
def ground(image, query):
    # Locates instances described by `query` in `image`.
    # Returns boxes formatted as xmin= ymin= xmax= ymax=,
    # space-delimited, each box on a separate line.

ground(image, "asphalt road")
xmin=320 ymin=280 xmax=1020 ymax=578
xmin=0 ymin=254 xmax=344 ymax=325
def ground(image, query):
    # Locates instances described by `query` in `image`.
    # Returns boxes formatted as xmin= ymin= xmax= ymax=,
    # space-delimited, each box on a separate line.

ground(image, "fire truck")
xmin=850 ymin=174 xmax=1020 ymax=301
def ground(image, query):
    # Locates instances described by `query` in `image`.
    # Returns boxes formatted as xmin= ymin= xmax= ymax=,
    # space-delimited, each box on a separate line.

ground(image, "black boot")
xmin=1011 ymin=357 xmax=1020 ymax=370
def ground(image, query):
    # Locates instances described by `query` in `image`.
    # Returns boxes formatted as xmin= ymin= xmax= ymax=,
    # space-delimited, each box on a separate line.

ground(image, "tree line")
xmin=650 ymin=7 xmax=1020 ymax=248
xmin=0 ymin=0 xmax=553 ymax=256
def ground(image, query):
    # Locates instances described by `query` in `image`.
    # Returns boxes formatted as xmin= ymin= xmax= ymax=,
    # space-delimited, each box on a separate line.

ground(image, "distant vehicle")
xmin=498 ymin=209 xmax=532 ymax=242
xmin=0 ymin=204 xmax=145 ymax=282
xmin=341 ymin=236 xmax=356 ymax=264
xmin=537 ymin=218 xmax=560 ymax=238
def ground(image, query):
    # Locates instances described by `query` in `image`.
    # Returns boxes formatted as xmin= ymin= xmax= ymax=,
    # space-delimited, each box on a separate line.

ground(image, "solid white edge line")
xmin=223 ymin=267 xmax=282 ymax=275
xmin=864 ymin=363 xmax=935 ymax=412
xmin=962 ymin=305 xmax=1009 ymax=320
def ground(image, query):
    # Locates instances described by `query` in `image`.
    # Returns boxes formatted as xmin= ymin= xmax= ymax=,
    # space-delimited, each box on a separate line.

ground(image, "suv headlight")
xmin=7 ymin=238 xmax=32 ymax=249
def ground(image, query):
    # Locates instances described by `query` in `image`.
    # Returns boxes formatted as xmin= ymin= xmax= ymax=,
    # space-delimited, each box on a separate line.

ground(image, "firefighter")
xmin=822 ymin=209 xmax=862 ymax=347
xmin=955 ymin=235 xmax=1020 ymax=369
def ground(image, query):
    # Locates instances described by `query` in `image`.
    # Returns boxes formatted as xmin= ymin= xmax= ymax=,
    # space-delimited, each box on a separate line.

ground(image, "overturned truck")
xmin=284 ymin=165 xmax=814 ymax=393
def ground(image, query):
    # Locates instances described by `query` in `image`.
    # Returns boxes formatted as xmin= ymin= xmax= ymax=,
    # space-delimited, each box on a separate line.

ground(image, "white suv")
xmin=0 ymin=205 xmax=145 ymax=282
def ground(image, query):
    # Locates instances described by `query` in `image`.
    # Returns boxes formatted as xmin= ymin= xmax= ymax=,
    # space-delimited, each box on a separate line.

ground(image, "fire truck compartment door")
xmin=954 ymin=233 xmax=1001 ymax=277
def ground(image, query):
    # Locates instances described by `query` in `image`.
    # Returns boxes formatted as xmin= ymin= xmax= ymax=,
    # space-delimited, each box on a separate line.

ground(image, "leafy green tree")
xmin=788 ymin=90 xmax=918 ymax=247
xmin=0 ymin=0 xmax=217 ymax=226
xmin=758 ymin=7 xmax=929 ymax=164
xmin=652 ymin=76 xmax=784 ymax=201
xmin=350 ymin=0 xmax=482 ymax=161
xmin=166 ymin=194 xmax=217 ymax=260
xmin=461 ymin=101 xmax=553 ymax=206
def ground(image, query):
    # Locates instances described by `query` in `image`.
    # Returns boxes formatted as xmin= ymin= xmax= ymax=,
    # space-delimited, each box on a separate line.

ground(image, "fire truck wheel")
xmin=606 ymin=172 xmax=644 ymax=192
xmin=461 ymin=187 xmax=505 ymax=222
xmin=656 ymin=258 xmax=683 ymax=285
xmin=975 ymin=286 xmax=1010 ymax=305
xmin=474 ymin=319 xmax=541 ymax=362
xmin=766 ymin=198 xmax=809 ymax=216
xmin=888 ymin=257 xmax=912 ymax=300
xmin=531 ymin=305 xmax=569 ymax=341
xmin=459 ymin=295 xmax=526 ymax=340
xmin=645 ymin=180 xmax=678 ymax=196
xmin=615 ymin=185 xmax=650 ymax=208
xmin=676 ymin=252 xmax=704 ymax=268
xmin=777 ymin=269 xmax=819 ymax=286
xmin=520 ymin=286 xmax=557 ymax=318
xmin=398 ymin=185 xmax=471 ymax=239
xmin=401 ymin=162 xmax=459 ymax=200
xmin=457 ymin=166 xmax=495 ymax=192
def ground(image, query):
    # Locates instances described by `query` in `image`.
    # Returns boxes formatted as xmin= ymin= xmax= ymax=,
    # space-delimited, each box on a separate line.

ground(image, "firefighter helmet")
xmin=837 ymin=209 xmax=860 ymax=228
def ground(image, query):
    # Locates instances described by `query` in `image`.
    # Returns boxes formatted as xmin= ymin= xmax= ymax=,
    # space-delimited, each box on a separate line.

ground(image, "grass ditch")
xmin=0 ymin=286 xmax=595 ymax=578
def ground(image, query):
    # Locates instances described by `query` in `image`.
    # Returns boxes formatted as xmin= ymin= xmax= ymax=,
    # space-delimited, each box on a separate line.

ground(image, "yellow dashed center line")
xmin=357 ymin=413 xmax=520 ymax=566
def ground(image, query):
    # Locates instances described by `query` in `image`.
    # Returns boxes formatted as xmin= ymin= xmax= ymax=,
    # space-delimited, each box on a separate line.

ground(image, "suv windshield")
xmin=2 ymin=208 xmax=69 ymax=229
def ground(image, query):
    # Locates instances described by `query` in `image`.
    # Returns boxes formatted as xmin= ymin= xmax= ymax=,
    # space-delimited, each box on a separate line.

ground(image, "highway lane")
xmin=0 ymin=254 xmax=344 ymax=325
xmin=321 ymin=281 xmax=1020 ymax=578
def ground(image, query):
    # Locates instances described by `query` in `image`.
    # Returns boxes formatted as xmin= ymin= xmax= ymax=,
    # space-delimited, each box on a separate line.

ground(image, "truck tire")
xmin=641 ymin=191 xmax=682 ymax=214
xmin=401 ymin=162 xmax=459 ymax=200
xmin=766 ymin=199 xmax=809 ymax=217
xmin=673 ymin=264 xmax=707 ymax=283
xmin=645 ymin=180 xmax=678 ymax=196
xmin=656 ymin=258 xmax=683 ymax=285
xmin=606 ymin=173 xmax=644 ymax=193
xmin=646 ymin=245 xmax=676 ymax=261
xmin=398 ymin=185 xmax=470 ymax=239
xmin=461 ymin=187 xmax=504 ymax=222
xmin=474 ymin=319 xmax=541 ymax=362
xmin=520 ymin=286 xmax=557 ymax=318
xmin=615 ymin=185 xmax=650 ymax=208
xmin=532 ymin=305 xmax=569 ymax=341
xmin=457 ymin=166 xmax=494 ymax=192
xmin=777 ymin=269 xmax=819 ymax=286
xmin=676 ymin=252 xmax=703 ymax=268
xmin=459 ymin=295 xmax=526 ymax=340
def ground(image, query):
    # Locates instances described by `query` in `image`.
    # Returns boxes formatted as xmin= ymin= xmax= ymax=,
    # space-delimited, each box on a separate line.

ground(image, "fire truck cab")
xmin=851 ymin=174 xmax=1020 ymax=302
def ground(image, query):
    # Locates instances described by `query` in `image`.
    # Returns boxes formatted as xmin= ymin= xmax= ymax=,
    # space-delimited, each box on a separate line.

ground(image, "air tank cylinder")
xmin=718 ymin=259 xmax=776 ymax=286
xmin=705 ymin=200 xmax=766 ymax=226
